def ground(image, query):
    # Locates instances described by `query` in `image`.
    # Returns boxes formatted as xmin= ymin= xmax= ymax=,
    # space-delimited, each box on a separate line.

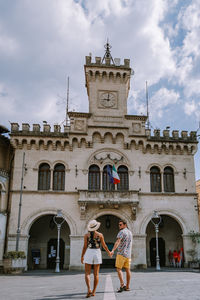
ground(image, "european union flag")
xmin=107 ymin=165 xmax=114 ymax=184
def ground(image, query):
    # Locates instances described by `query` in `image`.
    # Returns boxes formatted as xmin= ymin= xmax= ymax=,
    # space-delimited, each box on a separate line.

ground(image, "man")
xmin=110 ymin=220 xmax=132 ymax=292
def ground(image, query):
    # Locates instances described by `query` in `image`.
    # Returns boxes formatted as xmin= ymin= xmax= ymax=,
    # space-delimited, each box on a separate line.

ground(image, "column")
xmin=132 ymin=234 xmax=147 ymax=269
xmin=182 ymin=234 xmax=195 ymax=266
xmin=69 ymin=235 xmax=84 ymax=271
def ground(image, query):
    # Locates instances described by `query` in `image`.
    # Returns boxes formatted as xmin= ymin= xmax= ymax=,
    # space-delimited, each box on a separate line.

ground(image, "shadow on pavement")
xmin=35 ymin=291 xmax=104 ymax=299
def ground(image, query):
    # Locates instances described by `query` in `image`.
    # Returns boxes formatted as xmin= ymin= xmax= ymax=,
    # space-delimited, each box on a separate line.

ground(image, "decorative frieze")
xmin=93 ymin=153 xmax=124 ymax=164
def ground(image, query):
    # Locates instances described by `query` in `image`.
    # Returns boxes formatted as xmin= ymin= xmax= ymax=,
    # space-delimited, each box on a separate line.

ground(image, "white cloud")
xmin=184 ymin=100 xmax=200 ymax=120
xmin=149 ymin=88 xmax=180 ymax=118
xmin=0 ymin=0 xmax=200 ymax=177
xmin=0 ymin=26 xmax=19 ymax=56
xmin=173 ymin=0 xmax=200 ymax=100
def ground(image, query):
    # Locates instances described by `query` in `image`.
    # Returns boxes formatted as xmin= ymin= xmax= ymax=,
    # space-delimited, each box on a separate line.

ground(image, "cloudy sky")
xmin=0 ymin=0 xmax=200 ymax=179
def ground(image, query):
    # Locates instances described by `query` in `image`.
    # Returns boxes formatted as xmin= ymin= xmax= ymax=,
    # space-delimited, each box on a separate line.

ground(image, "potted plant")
xmin=3 ymin=251 xmax=26 ymax=274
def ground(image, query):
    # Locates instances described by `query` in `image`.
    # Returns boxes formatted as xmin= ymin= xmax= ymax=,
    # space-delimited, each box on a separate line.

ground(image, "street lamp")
xmin=53 ymin=210 xmax=65 ymax=273
xmin=151 ymin=211 xmax=162 ymax=271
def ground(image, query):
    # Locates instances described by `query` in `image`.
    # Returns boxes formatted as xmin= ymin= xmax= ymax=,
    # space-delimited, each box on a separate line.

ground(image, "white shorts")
xmin=83 ymin=248 xmax=102 ymax=265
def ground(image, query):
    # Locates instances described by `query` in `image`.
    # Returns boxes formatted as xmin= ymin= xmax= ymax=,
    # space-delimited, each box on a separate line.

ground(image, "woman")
xmin=81 ymin=219 xmax=111 ymax=298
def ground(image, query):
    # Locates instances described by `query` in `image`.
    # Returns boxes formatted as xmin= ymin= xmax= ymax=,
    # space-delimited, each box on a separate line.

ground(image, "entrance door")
xmin=150 ymin=237 xmax=165 ymax=267
xmin=47 ymin=239 xmax=65 ymax=269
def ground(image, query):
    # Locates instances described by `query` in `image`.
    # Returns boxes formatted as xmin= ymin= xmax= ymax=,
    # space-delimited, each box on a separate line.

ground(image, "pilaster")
xmin=132 ymin=234 xmax=147 ymax=269
xmin=69 ymin=235 xmax=84 ymax=271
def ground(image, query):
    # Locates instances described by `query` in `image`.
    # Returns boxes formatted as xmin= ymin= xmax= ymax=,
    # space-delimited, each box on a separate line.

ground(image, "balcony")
xmin=78 ymin=190 xmax=139 ymax=220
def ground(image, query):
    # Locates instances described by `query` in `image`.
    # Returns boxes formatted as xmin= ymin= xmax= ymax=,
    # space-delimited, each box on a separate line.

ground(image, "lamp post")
xmin=151 ymin=211 xmax=162 ymax=271
xmin=16 ymin=152 xmax=25 ymax=251
xmin=53 ymin=210 xmax=65 ymax=273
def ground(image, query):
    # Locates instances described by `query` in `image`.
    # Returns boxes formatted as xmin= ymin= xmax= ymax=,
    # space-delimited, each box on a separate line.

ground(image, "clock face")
xmin=99 ymin=92 xmax=116 ymax=108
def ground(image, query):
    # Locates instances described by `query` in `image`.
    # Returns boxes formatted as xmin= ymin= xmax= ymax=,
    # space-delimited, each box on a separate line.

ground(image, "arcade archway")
xmin=146 ymin=215 xmax=183 ymax=267
xmin=96 ymin=214 xmax=121 ymax=267
xmin=28 ymin=214 xmax=70 ymax=269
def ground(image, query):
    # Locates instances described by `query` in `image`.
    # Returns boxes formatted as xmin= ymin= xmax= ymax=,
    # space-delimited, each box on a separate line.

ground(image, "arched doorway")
xmin=146 ymin=215 xmax=183 ymax=267
xmin=96 ymin=215 xmax=121 ymax=268
xmin=28 ymin=214 xmax=70 ymax=270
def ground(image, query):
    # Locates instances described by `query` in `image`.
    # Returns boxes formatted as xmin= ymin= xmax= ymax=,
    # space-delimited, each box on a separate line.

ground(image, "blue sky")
xmin=0 ymin=0 xmax=199 ymax=179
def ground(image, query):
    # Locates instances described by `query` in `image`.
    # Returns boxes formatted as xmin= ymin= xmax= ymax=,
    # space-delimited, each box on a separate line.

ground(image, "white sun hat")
xmin=87 ymin=219 xmax=101 ymax=232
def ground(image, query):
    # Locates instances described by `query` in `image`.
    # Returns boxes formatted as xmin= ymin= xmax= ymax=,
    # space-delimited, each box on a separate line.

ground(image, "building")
xmin=7 ymin=45 xmax=199 ymax=270
xmin=0 ymin=125 xmax=13 ymax=267
xmin=196 ymin=179 xmax=200 ymax=228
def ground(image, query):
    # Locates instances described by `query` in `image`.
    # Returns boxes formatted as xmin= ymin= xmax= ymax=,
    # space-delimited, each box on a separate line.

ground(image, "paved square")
xmin=0 ymin=269 xmax=200 ymax=300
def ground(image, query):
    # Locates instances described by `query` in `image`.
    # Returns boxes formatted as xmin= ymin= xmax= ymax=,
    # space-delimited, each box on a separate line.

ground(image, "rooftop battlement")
xmin=10 ymin=123 xmax=70 ymax=135
xmin=10 ymin=123 xmax=197 ymax=142
xmin=85 ymin=41 xmax=131 ymax=69
xmin=85 ymin=55 xmax=131 ymax=69
xmin=145 ymin=128 xmax=197 ymax=142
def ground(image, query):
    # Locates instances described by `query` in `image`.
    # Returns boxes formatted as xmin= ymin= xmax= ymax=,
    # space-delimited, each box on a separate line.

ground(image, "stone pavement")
xmin=0 ymin=269 xmax=200 ymax=300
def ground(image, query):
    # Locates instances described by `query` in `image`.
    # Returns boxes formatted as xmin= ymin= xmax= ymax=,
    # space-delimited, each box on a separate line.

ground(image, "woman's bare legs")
xmin=92 ymin=264 xmax=100 ymax=296
xmin=85 ymin=263 xmax=92 ymax=296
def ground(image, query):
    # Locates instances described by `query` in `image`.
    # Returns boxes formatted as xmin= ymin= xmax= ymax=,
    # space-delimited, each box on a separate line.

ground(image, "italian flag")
xmin=112 ymin=165 xmax=120 ymax=184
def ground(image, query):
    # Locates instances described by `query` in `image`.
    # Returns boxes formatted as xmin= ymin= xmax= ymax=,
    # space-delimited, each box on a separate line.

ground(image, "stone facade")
xmin=0 ymin=125 xmax=13 ymax=266
xmin=196 ymin=179 xmax=200 ymax=228
xmin=7 ymin=50 xmax=199 ymax=270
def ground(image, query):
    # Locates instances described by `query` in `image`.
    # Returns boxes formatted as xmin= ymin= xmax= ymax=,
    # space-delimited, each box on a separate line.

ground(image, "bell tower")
xmin=84 ymin=42 xmax=132 ymax=120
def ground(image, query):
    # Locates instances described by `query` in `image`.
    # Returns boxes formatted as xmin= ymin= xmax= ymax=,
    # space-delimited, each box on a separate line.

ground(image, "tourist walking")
xmin=81 ymin=219 xmax=111 ymax=298
xmin=110 ymin=219 xmax=132 ymax=292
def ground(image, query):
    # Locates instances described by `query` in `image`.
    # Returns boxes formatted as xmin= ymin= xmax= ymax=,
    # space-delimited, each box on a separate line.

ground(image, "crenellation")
xmin=11 ymin=123 xmax=19 ymax=132
xmin=22 ymin=123 xmax=30 ymax=132
xmin=190 ymin=131 xmax=196 ymax=140
xmin=172 ymin=130 xmax=179 ymax=139
xmin=147 ymin=129 xmax=197 ymax=142
xmin=154 ymin=129 xmax=160 ymax=137
xmin=33 ymin=124 xmax=40 ymax=132
xmin=105 ymin=57 xmax=111 ymax=65
xmin=181 ymin=131 xmax=188 ymax=139
xmin=95 ymin=57 xmax=101 ymax=65
xmin=85 ymin=55 xmax=91 ymax=64
xmin=163 ymin=129 xmax=169 ymax=138
xmin=85 ymin=55 xmax=131 ymax=69
xmin=54 ymin=124 xmax=61 ymax=133
xmin=43 ymin=124 xmax=51 ymax=132
xmin=124 ymin=59 xmax=130 ymax=68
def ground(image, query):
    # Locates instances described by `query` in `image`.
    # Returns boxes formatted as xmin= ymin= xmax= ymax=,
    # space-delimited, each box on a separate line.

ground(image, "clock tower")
xmin=84 ymin=42 xmax=132 ymax=121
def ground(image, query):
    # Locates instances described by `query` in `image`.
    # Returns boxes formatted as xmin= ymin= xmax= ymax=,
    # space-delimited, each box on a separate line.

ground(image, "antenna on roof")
xmin=146 ymin=81 xmax=150 ymax=129
xmin=66 ymin=76 xmax=70 ymax=126
xmin=101 ymin=38 xmax=114 ymax=64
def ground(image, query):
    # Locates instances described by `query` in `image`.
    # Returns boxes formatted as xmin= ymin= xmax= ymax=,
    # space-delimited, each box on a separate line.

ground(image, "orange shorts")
xmin=115 ymin=254 xmax=131 ymax=269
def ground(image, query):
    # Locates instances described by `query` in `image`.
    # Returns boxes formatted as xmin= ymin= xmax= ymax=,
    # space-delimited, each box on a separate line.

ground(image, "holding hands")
xmin=107 ymin=249 xmax=114 ymax=258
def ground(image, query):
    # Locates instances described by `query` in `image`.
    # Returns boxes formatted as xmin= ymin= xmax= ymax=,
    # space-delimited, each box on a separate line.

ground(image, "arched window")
xmin=103 ymin=165 xmax=115 ymax=191
xmin=117 ymin=165 xmax=129 ymax=191
xmin=150 ymin=166 xmax=161 ymax=192
xmin=164 ymin=167 xmax=175 ymax=192
xmin=88 ymin=165 xmax=100 ymax=191
xmin=38 ymin=163 xmax=50 ymax=190
xmin=53 ymin=164 xmax=65 ymax=191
